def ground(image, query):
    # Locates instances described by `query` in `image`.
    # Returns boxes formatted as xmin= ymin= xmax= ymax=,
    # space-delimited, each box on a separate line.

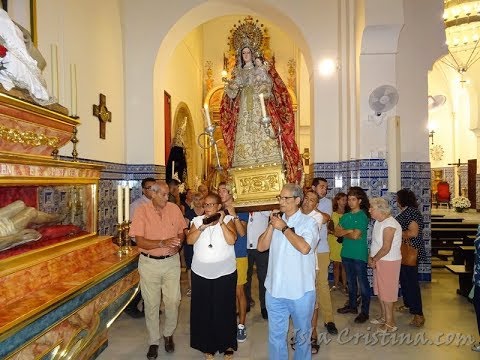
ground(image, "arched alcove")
xmin=172 ymin=102 xmax=196 ymax=188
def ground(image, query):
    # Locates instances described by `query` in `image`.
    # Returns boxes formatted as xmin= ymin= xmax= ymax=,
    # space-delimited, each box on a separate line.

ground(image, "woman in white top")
xmin=186 ymin=193 xmax=237 ymax=359
xmin=368 ymin=197 xmax=402 ymax=333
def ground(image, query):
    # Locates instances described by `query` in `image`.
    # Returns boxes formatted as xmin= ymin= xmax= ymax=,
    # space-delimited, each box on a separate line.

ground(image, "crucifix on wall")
xmin=93 ymin=93 xmax=112 ymax=139
xmin=448 ymin=158 xmax=467 ymax=196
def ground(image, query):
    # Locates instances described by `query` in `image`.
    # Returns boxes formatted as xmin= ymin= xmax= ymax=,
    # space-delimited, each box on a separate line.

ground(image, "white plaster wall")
xmin=36 ymin=0 xmax=125 ymax=163
xmin=396 ymin=0 xmax=447 ymax=162
xmin=164 ymin=27 xmax=204 ymax=175
xmin=358 ymin=0 xmax=446 ymax=161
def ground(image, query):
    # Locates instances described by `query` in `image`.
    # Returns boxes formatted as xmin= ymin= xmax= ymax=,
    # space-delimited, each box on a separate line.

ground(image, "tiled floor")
xmin=98 ymin=267 xmax=479 ymax=360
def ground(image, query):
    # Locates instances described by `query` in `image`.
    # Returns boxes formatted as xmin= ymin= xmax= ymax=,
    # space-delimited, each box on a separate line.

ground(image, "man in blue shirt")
xmin=258 ymin=184 xmax=319 ymax=360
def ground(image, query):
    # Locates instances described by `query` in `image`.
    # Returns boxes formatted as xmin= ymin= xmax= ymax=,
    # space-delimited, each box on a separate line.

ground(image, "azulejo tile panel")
xmin=314 ymin=159 xmax=432 ymax=282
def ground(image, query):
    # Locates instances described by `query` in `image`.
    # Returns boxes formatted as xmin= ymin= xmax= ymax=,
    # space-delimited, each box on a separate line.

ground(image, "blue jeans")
xmin=266 ymin=290 xmax=315 ymax=360
xmin=342 ymin=257 xmax=370 ymax=315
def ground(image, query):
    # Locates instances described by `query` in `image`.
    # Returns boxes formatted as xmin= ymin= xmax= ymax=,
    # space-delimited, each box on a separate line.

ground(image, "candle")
xmin=259 ymin=93 xmax=267 ymax=117
xmin=70 ymin=64 xmax=77 ymax=116
xmin=117 ymin=185 xmax=123 ymax=223
xmin=124 ymin=186 xmax=130 ymax=221
xmin=50 ymin=44 xmax=59 ymax=99
xmin=172 ymin=161 xmax=175 ymax=177
xmin=203 ymin=104 xmax=212 ymax=127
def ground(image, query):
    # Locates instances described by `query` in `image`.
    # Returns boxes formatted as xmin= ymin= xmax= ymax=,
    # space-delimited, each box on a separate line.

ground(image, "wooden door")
xmin=468 ymin=159 xmax=477 ymax=209
xmin=164 ymin=91 xmax=171 ymax=164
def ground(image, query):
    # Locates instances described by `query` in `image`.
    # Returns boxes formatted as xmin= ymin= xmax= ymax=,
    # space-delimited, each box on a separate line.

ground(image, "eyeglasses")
xmin=276 ymin=196 xmax=295 ymax=202
xmin=203 ymin=203 xmax=218 ymax=208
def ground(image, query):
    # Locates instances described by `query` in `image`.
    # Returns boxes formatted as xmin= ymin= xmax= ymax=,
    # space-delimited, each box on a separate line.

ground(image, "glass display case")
xmin=0 ymin=182 xmax=97 ymax=259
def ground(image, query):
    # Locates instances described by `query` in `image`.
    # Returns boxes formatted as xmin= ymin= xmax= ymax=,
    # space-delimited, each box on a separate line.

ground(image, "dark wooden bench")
xmin=445 ymin=264 xmax=473 ymax=297
xmin=431 ymin=222 xmax=478 ymax=228
xmin=431 ymin=228 xmax=476 ymax=260
xmin=431 ymin=217 xmax=464 ymax=223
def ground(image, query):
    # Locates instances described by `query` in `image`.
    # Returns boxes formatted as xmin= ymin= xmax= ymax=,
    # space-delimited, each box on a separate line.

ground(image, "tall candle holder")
xmin=122 ymin=221 xmax=132 ymax=255
xmin=116 ymin=222 xmax=124 ymax=256
xmin=116 ymin=221 xmax=133 ymax=256
xmin=197 ymin=123 xmax=223 ymax=171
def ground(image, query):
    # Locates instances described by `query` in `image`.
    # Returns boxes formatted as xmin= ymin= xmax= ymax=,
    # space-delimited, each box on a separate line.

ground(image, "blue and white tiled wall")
xmin=313 ymin=159 xmax=432 ymax=282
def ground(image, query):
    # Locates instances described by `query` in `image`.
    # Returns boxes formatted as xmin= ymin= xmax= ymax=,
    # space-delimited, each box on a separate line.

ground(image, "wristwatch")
xmin=281 ymin=225 xmax=290 ymax=234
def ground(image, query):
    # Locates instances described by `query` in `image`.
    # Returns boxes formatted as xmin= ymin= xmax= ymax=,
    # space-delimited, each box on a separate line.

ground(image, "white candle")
xmin=117 ymin=185 xmax=123 ymax=223
xmin=70 ymin=64 xmax=77 ymax=116
xmin=172 ymin=161 xmax=175 ymax=177
xmin=124 ymin=186 xmax=130 ymax=221
xmin=50 ymin=44 xmax=59 ymax=99
xmin=259 ymin=93 xmax=267 ymax=117
xmin=204 ymin=104 xmax=212 ymax=127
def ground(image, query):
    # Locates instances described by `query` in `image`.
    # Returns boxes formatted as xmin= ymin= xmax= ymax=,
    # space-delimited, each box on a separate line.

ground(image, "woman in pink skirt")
xmin=368 ymin=197 xmax=402 ymax=332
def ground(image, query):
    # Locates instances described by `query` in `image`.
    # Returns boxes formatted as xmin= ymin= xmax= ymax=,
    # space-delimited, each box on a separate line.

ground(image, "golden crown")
xmin=229 ymin=16 xmax=264 ymax=55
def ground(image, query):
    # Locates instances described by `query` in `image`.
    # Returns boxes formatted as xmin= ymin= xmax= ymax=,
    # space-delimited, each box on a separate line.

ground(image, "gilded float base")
xmin=229 ymin=163 xmax=285 ymax=208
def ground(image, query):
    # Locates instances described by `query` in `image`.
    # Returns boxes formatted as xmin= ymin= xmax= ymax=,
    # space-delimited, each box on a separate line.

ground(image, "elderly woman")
xmin=395 ymin=189 xmax=426 ymax=327
xmin=368 ymin=197 xmax=402 ymax=332
xmin=186 ymin=193 xmax=237 ymax=360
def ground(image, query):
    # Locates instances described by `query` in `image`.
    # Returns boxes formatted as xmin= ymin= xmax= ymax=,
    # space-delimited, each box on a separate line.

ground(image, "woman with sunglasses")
xmin=187 ymin=193 xmax=238 ymax=360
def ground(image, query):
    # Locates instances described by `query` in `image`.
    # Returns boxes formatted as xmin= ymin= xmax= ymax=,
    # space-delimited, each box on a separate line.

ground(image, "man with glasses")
xmin=258 ymin=184 xmax=319 ymax=360
xmin=129 ymin=181 xmax=187 ymax=359
xmin=124 ymin=177 xmax=157 ymax=318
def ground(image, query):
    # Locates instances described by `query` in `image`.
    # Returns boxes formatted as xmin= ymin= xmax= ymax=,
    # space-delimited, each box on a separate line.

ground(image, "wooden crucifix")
xmin=92 ymin=93 xmax=112 ymax=139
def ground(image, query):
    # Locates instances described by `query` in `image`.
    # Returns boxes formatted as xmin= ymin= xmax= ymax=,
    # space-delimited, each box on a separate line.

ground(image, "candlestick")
xmin=172 ymin=160 xmax=175 ymax=178
xmin=117 ymin=185 xmax=123 ymax=223
xmin=259 ymin=93 xmax=267 ymax=118
xmin=124 ymin=186 xmax=130 ymax=221
xmin=203 ymin=104 xmax=212 ymax=127
xmin=70 ymin=64 xmax=78 ymax=116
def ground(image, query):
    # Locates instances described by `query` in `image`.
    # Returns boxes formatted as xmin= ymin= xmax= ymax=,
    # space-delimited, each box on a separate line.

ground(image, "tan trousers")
xmin=316 ymin=252 xmax=334 ymax=323
xmin=138 ymin=253 xmax=181 ymax=345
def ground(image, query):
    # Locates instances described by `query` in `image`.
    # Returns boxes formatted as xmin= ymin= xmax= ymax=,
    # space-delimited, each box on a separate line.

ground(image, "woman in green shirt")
xmin=335 ymin=187 xmax=371 ymax=324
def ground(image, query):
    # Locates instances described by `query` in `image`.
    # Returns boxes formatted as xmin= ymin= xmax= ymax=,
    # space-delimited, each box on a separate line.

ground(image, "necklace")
xmin=207 ymin=226 xmax=215 ymax=248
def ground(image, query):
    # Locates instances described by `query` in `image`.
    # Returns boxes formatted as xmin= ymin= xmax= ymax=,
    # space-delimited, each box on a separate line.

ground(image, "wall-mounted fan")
xmin=428 ymin=95 xmax=446 ymax=111
xmin=369 ymin=85 xmax=399 ymax=116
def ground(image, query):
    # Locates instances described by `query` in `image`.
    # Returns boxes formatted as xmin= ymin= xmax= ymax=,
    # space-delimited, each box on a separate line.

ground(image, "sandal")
xmin=224 ymin=349 xmax=234 ymax=359
xmin=409 ymin=315 xmax=425 ymax=327
xmin=396 ymin=305 xmax=409 ymax=312
xmin=311 ymin=337 xmax=320 ymax=354
xmin=378 ymin=323 xmax=398 ymax=333
xmin=370 ymin=316 xmax=386 ymax=325
xmin=205 ymin=353 xmax=215 ymax=360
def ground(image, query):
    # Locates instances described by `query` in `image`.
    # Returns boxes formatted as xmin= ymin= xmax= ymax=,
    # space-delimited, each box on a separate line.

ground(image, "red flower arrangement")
xmin=0 ymin=45 xmax=7 ymax=71
xmin=0 ymin=45 xmax=7 ymax=58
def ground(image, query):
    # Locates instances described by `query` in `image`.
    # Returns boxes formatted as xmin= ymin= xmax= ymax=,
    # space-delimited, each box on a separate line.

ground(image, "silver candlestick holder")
xmin=197 ymin=124 xmax=223 ymax=171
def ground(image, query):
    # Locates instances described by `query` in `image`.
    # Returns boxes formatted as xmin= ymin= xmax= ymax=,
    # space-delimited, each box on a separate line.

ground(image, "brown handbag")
xmin=401 ymin=239 xmax=418 ymax=266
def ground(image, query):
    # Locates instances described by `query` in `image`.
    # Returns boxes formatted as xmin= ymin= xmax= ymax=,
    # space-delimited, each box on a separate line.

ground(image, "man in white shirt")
xmin=258 ymin=184 xmax=319 ymax=360
xmin=311 ymin=178 xmax=338 ymax=336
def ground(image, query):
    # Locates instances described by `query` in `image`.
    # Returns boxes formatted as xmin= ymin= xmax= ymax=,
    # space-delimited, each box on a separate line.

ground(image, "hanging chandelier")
xmin=442 ymin=0 xmax=480 ymax=74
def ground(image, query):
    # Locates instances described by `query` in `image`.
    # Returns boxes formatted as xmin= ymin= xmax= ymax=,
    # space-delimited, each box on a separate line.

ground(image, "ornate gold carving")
xmin=0 ymin=125 xmax=60 ymax=147
xmin=229 ymin=164 xmax=285 ymax=207
xmin=205 ymin=61 xmax=214 ymax=92
xmin=287 ymin=58 xmax=296 ymax=91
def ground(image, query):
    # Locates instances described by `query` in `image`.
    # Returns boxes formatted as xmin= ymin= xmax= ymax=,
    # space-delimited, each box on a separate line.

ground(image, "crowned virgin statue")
xmin=219 ymin=20 xmax=302 ymax=185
